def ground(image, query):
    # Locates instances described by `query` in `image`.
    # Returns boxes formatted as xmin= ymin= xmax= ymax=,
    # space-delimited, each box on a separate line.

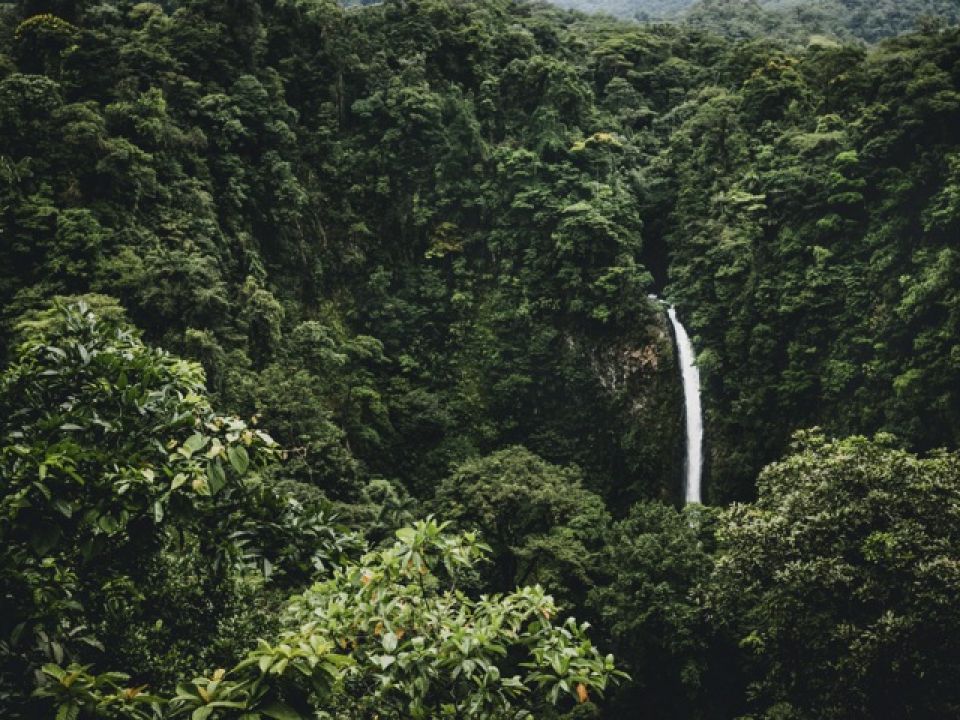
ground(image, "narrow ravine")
xmin=667 ymin=306 xmax=703 ymax=504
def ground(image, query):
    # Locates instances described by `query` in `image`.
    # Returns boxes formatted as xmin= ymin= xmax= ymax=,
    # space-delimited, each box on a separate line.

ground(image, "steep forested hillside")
xmin=660 ymin=28 xmax=960 ymax=499
xmin=2 ymin=0 xmax=960 ymax=718
xmin=0 ymin=0 xmax=684 ymax=508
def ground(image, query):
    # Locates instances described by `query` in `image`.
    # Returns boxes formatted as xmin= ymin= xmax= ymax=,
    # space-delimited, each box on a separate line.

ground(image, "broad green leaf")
xmin=260 ymin=701 xmax=303 ymax=720
xmin=228 ymin=446 xmax=250 ymax=475
xmin=382 ymin=631 xmax=398 ymax=652
xmin=183 ymin=433 xmax=209 ymax=455
xmin=395 ymin=527 xmax=416 ymax=543
xmin=207 ymin=459 xmax=227 ymax=495
xmin=56 ymin=703 xmax=79 ymax=720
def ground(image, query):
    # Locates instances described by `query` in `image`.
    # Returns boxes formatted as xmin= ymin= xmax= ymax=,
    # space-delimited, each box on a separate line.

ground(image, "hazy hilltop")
xmin=549 ymin=0 xmax=960 ymax=41
xmin=546 ymin=0 xmax=696 ymax=21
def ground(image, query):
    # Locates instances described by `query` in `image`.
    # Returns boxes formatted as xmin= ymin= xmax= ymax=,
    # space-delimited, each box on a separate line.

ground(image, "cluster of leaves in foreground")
xmin=0 ymin=303 xmax=624 ymax=719
xmin=280 ymin=519 xmax=623 ymax=719
xmin=38 ymin=520 xmax=624 ymax=720
xmin=0 ymin=299 xmax=285 ymax=706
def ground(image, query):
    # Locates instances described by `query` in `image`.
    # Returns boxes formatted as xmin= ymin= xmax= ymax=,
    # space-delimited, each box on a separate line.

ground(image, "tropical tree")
xmin=709 ymin=431 xmax=960 ymax=719
xmin=434 ymin=447 xmax=610 ymax=608
xmin=588 ymin=502 xmax=717 ymax=718
xmin=0 ymin=299 xmax=276 ymax=712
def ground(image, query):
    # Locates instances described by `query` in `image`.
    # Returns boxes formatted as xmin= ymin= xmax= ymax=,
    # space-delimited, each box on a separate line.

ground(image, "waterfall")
xmin=666 ymin=306 xmax=703 ymax=505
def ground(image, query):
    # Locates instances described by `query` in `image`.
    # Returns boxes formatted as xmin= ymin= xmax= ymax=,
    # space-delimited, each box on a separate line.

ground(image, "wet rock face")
xmin=592 ymin=338 xmax=662 ymax=395
xmin=580 ymin=309 xmax=686 ymax=509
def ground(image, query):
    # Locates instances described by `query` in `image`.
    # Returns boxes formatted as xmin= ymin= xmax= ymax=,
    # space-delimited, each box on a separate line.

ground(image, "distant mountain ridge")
xmin=547 ymin=0 xmax=960 ymax=42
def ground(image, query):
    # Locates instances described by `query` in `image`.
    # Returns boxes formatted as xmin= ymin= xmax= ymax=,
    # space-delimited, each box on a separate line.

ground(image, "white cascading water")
xmin=667 ymin=306 xmax=703 ymax=504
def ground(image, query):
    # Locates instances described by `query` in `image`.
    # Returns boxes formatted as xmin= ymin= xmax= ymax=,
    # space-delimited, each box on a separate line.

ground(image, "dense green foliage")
xmin=281 ymin=518 xmax=625 ymax=719
xmin=0 ymin=0 xmax=684 ymax=508
xmin=661 ymin=26 xmax=960 ymax=500
xmin=587 ymin=502 xmax=717 ymax=718
xmin=2 ymin=0 xmax=960 ymax=717
xmin=434 ymin=447 xmax=610 ymax=607
xmin=1 ymin=305 xmax=625 ymax=718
